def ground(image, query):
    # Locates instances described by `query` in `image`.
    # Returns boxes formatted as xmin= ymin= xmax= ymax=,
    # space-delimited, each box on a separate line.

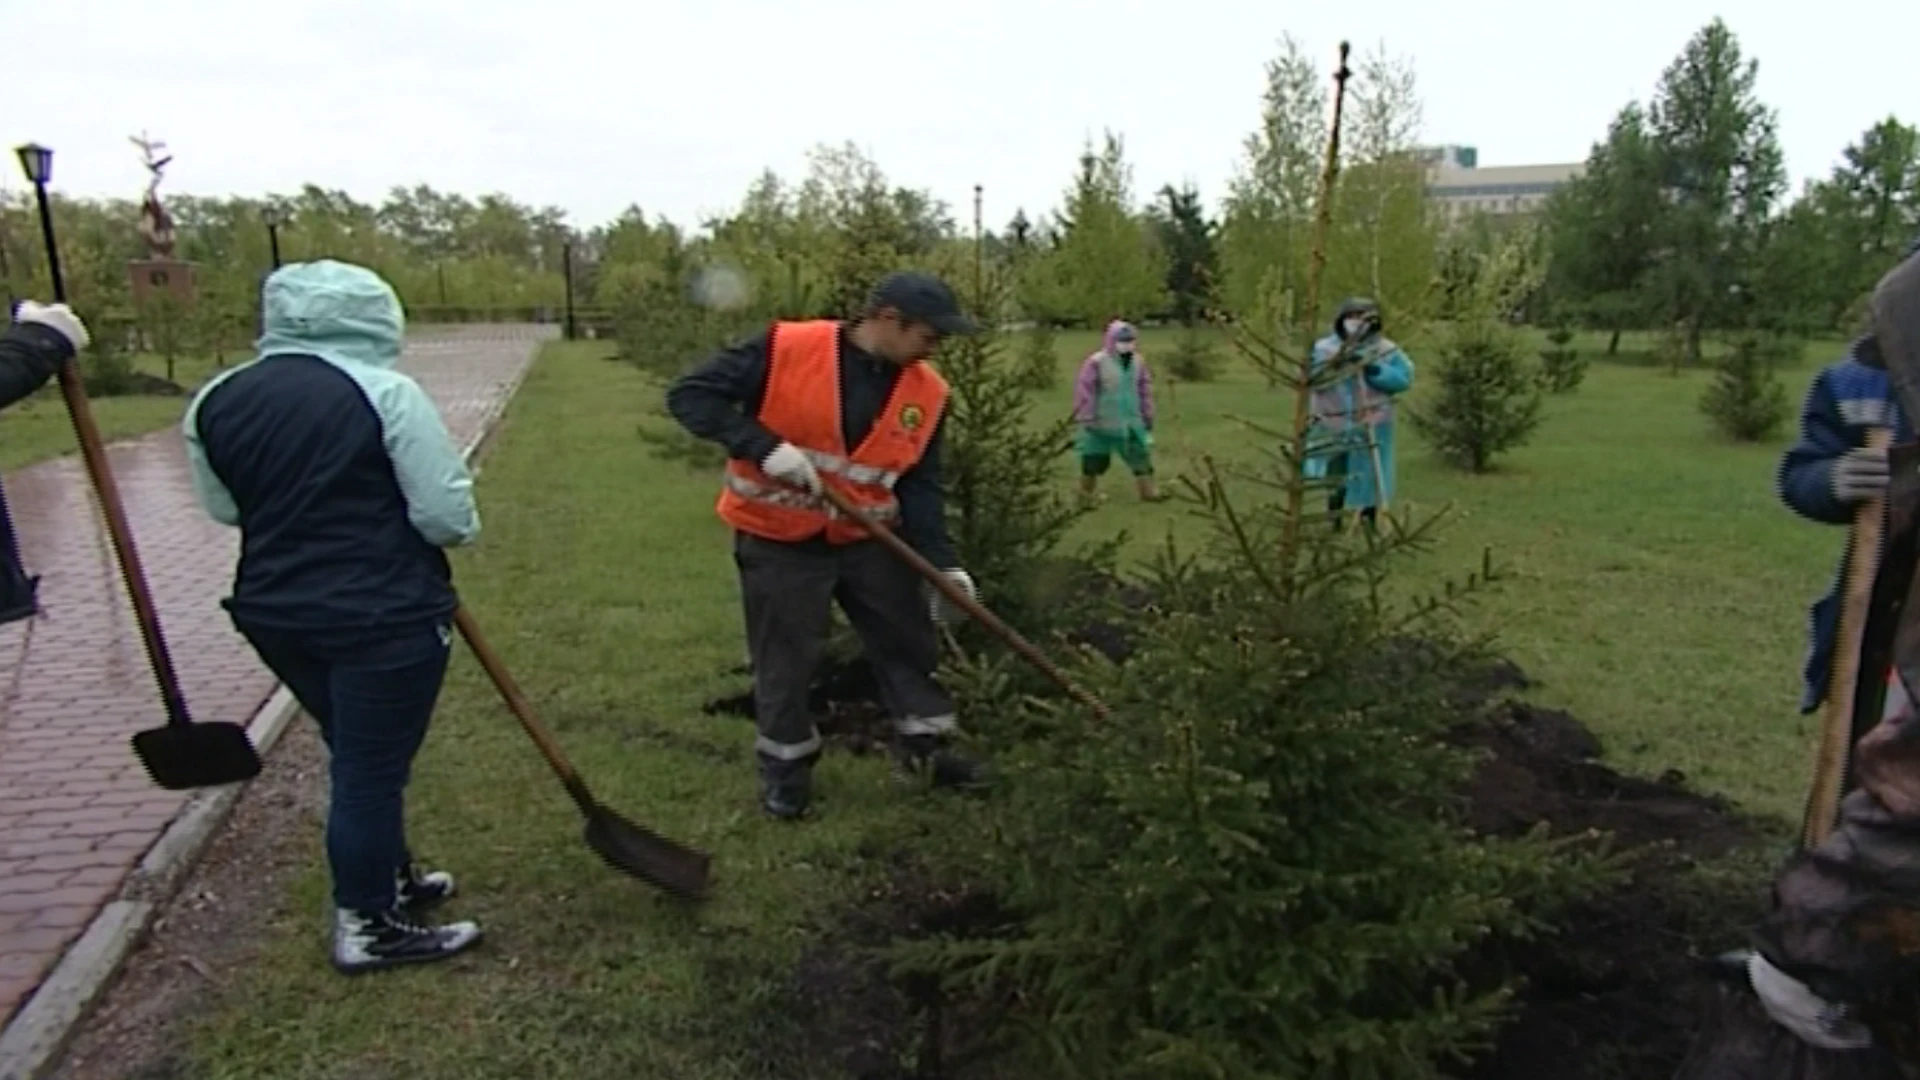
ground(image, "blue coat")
xmin=183 ymin=260 xmax=480 ymax=632
xmin=1778 ymin=336 xmax=1912 ymax=714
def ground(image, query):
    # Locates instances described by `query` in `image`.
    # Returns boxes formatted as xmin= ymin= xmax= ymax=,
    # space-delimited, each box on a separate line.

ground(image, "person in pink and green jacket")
xmin=1073 ymin=319 xmax=1165 ymax=505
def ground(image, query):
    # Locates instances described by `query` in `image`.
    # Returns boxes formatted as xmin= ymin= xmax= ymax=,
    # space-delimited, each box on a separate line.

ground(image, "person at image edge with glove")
xmin=1 ymin=301 xmax=88 ymax=622
xmin=1 ymin=300 xmax=89 ymax=412
xmin=667 ymin=270 xmax=987 ymax=820
xmin=1778 ymin=241 xmax=1920 ymax=721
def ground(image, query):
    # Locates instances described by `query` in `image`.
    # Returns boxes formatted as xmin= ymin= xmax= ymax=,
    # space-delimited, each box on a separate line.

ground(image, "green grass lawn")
xmin=1 ymin=350 xmax=238 ymax=471
xmin=1042 ymin=323 xmax=1850 ymax=821
xmin=173 ymin=328 xmax=1849 ymax=1078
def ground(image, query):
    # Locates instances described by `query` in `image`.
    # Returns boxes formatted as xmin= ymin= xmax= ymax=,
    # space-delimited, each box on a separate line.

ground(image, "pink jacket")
xmin=1072 ymin=320 xmax=1155 ymax=428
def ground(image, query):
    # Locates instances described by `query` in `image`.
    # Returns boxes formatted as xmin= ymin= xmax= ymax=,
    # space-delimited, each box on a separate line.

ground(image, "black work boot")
xmin=759 ymin=755 xmax=816 ymax=820
xmin=891 ymin=734 xmax=990 ymax=792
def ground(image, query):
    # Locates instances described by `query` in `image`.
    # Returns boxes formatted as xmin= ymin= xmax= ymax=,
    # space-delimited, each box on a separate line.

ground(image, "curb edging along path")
xmin=0 ymin=324 xmax=556 ymax=1080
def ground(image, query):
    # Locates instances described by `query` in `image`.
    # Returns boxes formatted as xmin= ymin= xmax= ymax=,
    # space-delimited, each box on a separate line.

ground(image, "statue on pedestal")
xmin=127 ymin=131 xmax=196 ymax=308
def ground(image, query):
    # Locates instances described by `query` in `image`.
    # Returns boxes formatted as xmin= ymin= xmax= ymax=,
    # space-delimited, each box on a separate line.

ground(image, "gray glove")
xmin=1830 ymin=446 xmax=1891 ymax=504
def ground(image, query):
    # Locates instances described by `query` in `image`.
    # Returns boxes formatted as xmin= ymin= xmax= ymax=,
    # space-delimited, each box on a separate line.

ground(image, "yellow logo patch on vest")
xmin=899 ymin=404 xmax=926 ymax=432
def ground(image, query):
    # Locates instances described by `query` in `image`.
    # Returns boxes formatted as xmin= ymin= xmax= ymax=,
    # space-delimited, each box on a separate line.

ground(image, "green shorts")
xmin=1078 ymin=429 xmax=1153 ymax=477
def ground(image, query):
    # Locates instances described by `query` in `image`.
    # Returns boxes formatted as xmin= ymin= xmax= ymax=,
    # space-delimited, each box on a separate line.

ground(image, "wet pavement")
xmin=0 ymin=324 xmax=554 ymax=1024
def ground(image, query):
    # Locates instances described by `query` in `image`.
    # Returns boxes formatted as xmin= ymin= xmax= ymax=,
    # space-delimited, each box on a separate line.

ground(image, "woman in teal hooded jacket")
xmin=1303 ymin=297 xmax=1414 ymax=529
xmin=183 ymin=261 xmax=483 ymax=975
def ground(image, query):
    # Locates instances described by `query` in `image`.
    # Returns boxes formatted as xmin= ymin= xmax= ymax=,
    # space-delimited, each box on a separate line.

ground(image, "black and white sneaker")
xmin=397 ymin=861 xmax=456 ymax=912
xmin=331 ymin=907 xmax=482 ymax=974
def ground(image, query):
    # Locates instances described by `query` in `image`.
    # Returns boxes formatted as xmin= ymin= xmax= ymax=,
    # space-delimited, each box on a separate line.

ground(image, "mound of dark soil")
xmin=708 ymin=640 xmax=1767 ymax=1080
xmin=1455 ymin=702 xmax=1767 ymax=1080
xmin=703 ymin=854 xmax=1019 ymax=1080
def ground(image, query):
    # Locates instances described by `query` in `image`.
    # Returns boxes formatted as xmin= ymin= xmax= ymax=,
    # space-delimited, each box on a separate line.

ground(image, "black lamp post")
xmin=14 ymin=144 xmax=63 ymax=304
xmin=562 ymin=240 xmax=577 ymax=341
xmin=261 ymin=203 xmax=286 ymax=269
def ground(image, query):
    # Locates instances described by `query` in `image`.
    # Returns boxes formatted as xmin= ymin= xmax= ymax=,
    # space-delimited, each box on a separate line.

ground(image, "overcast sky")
xmin=3 ymin=0 xmax=1910 ymax=234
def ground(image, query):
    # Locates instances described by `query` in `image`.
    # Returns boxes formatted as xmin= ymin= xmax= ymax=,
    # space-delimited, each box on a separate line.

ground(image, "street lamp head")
xmin=261 ymin=203 xmax=287 ymax=228
xmin=14 ymin=143 xmax=52 ymax=186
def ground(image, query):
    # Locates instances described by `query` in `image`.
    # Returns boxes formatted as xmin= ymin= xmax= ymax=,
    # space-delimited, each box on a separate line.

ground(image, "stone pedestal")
xmin=128 ymin=258 xmax=198 ymax=308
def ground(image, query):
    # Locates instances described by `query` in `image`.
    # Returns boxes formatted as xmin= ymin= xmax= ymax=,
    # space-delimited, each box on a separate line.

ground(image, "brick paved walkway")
xmin=0 ymin=324 xmax=554 ymax=1023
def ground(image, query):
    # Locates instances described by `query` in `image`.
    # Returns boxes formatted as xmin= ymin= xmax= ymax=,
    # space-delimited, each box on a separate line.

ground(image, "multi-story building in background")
xmin=1418 ymin=145 xmax=1584 ymax=224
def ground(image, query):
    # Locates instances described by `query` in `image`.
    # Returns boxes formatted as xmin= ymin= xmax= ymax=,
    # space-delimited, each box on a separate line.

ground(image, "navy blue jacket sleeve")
xmin=664 ymin=329 xmax=782 ymax=467
xmin=0 ymin=323 xmax=71 ymax=412
xmin=1778 ymin=366 xmax=1856 ymax=526
xmin=894 ymin=413 xmax=957 ymax=568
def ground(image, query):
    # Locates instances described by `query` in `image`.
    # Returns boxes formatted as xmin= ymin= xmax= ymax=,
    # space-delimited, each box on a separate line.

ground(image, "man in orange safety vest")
xmin=666 ymin=271 xmax=986 ymax=819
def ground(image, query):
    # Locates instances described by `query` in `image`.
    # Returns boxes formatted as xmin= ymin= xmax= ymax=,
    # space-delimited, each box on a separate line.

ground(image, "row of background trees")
xmin=1 ymin=18 xmax=1913 ymax=375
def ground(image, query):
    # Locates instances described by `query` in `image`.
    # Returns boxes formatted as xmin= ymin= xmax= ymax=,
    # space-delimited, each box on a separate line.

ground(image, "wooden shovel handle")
xmin=1803 ymin=426 xmax=1894 ymax=849
xmin=816 ymin=484 xmax=1112 ymax=720
xmin=32 ymin=185 xmax=194 ymax=730
xmin=453 ymin=605 xmax=598 ymax=815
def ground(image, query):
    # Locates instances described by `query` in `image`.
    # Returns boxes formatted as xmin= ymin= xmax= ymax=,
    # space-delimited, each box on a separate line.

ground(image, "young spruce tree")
xmin=935 ymin=222 xmax=1103 ymax=636
xmin=890 ymin=45 xmax=1605 ymax=1080
xmin=1699 ymin=331 xmax=1793 ymax=441
xmin=1407 ymin=226 xmax=1548 ymax=473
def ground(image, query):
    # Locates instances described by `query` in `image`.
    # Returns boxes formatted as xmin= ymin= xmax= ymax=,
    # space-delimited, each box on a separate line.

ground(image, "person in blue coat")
xmin=1777 ymin=333 xmax=1913 ymax=717
xmin=1 ymin=300 xmax=91 ymax=624
xmin=1 ymin=300 xmax=87 ymax=410
xmin=183 ymin=260 xmax=483 ymax=975
xmin=1303 ymin=297 xmax=1415 ymax=530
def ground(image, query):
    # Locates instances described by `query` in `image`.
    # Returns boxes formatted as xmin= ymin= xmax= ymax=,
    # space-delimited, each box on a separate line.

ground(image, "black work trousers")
xmin=733 ymin=531 xmax=956 ymax=765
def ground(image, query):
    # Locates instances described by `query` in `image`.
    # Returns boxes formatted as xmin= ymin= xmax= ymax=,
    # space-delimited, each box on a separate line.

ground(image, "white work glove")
xmin=1744 ymin=950 xmax=1874 ymax=1051
xmin=1830 ymin=446 xmax=1891 ymax=504
xmin=927 ymin=568 xmax=977 ymax=625
xmin=12 ymin=301 xmax=90 ymax=352
xmin=760 ymin=441 xmax=821 ymax=495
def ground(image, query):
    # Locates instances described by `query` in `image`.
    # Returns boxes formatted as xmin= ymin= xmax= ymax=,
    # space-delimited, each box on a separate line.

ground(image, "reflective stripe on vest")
xmin=722 ymin=473 xmax=901 ymax=523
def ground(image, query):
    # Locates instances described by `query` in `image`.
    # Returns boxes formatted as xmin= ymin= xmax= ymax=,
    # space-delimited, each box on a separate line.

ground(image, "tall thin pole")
xmin=972 ymin=184 xmax=984 ymax=305
xmin=1278 ymin=41 xmax=1355 ymax=585
xmin=562 ymin=240 xmax=577 ymax=341
xmin=267 ymin=225 xmax=282 ymax=269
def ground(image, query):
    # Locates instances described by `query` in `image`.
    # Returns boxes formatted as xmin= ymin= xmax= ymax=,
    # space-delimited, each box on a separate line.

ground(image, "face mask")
xmin=1341 ymin=316 xmax=1369 ymax=339
xmin=1115 ymin=340 xmax=1136 ymax=355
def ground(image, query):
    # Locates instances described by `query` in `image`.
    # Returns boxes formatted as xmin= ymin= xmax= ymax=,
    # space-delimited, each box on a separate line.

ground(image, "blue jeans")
xmin=240 ymin=619 xmax=454 ymax=912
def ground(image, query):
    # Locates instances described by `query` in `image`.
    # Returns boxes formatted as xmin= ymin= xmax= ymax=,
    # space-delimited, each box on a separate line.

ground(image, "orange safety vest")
xmin=716 ymin=320 xmax=949 ymax=544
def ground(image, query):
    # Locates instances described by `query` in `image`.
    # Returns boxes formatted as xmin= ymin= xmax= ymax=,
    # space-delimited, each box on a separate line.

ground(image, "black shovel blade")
xmin=131 ymin=722 xmax=264 ymax=791
xmin=583 ymin=803 xmax=711 ymax=900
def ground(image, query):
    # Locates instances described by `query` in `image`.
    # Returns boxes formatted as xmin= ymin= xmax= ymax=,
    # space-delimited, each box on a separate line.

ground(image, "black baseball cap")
xmin=868 ymin=271 xmax=978 ymax=336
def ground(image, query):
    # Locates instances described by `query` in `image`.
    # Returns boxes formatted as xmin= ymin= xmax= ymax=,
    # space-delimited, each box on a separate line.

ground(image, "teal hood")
xmin=255 ymin=259 xmax=405 ymax=370
xmin=182 ymin=257 xmax=481 ymax=550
